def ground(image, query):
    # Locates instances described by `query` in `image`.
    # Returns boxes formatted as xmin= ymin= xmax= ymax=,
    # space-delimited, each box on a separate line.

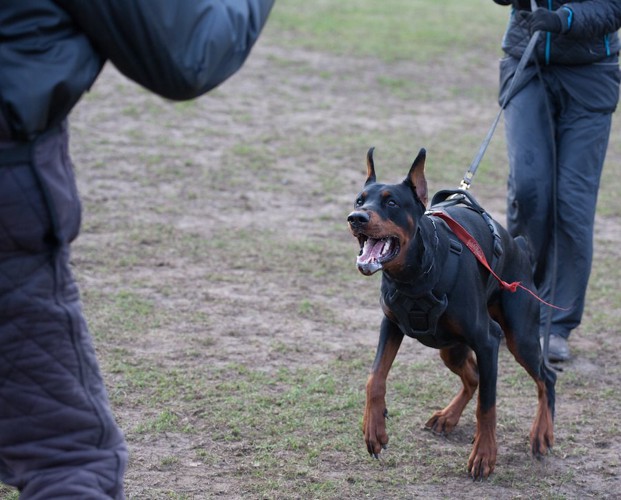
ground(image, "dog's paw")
xmin=362 ymin=405 xmax=389 ymax=458
xmin=467 ymin=436 xmax=496 ymax=480
xmin=530 ymin=420 xmax=554 ymax=459
xmin=468 ymin=455 xmax=494 ymax=481
xmin=425 ymin=410 xmax=459 ymax=436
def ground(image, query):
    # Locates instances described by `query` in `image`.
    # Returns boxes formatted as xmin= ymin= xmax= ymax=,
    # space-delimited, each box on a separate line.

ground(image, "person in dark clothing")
xmin=492 ymin=0 xmax=621 ymax=361
xmin=0 ymin=0 xmax=274 ymax=497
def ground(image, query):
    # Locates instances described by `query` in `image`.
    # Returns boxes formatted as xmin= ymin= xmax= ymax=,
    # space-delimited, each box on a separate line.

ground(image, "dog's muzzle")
xmin=348 ymin=211 xmax=399 ymax=276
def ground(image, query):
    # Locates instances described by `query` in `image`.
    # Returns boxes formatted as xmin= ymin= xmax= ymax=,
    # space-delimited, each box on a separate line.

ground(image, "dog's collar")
xmin=383 ymin=214 xmax=457 ymax=298
xmin=419 ymin=216 xmax=439 ymax=279
xmin=418 ymin=217 xmax=440 ymax=276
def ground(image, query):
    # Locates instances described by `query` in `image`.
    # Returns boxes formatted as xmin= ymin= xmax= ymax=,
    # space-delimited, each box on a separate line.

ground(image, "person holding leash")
xmin=492 ymin=0 xmax=621 ymax=361
xmin=0 ymin=0 xmax=274 ymax=497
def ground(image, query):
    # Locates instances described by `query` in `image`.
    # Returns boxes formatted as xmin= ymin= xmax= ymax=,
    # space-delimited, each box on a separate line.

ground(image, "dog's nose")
xmin=347 ymin=211 xmax=370 ymax=226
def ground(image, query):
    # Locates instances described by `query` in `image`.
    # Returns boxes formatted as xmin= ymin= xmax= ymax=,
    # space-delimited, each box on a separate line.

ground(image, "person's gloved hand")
xmin=518 ymin=8 xmax=572 ymax=34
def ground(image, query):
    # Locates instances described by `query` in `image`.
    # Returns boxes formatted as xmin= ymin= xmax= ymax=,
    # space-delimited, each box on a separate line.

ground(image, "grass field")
xmin=2 ymin=1 xmax=621 ymax=498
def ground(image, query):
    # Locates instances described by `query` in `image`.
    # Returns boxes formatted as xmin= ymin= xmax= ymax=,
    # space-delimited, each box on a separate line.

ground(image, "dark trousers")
xmin=503 ymin=71 xmax=612 ymax=338
xmin=0 ymin=125 xmax=127 ymax=498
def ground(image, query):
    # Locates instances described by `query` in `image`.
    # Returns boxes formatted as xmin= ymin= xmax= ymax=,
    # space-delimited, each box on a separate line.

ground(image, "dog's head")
xmin=347 ymin=147 xmax=428 ymax=276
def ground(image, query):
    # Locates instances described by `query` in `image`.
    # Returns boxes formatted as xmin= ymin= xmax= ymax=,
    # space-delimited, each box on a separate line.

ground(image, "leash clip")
xmin=459 ymin=175 xmax=472 ymax=191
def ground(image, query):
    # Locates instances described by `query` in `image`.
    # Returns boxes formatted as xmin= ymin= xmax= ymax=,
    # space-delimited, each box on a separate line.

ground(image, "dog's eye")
xmin=355 ymin=197 xmax=364 ymax=207
xmin=387 ymin=200 xmax=399 ymax=208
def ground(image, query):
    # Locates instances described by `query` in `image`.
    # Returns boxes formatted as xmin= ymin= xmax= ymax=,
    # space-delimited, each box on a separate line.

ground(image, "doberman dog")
xmin=347 ymin=148 xmax=556 ymax=479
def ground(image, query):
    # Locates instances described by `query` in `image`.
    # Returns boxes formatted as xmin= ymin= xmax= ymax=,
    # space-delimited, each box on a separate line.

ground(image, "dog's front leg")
xmin=363 ymin=316 xmax=403 ymax=458
xmin=468 ymin=323 xmax=501 ymax=480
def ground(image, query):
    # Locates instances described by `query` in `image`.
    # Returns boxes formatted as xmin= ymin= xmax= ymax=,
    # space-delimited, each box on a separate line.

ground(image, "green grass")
xmin=269 ymin=0 xmax=508 ymax=62
xmin=105 ymin=346 xmax=616 ymax=498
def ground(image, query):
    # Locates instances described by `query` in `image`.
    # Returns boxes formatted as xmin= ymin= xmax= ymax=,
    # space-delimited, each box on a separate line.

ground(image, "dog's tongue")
xmin=357 ymin=238 xmax=390 ymax=275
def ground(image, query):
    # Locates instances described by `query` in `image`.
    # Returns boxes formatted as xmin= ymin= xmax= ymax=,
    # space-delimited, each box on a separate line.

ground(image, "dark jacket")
xmin=0 ymin=0 xmax=275 ymax=140
xmin=498 ymin=0 xmax=621 ymax=65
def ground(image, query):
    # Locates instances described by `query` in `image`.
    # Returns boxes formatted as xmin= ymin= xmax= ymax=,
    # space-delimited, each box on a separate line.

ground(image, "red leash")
xmin=429 ymin=211 xmax=568 ymax=311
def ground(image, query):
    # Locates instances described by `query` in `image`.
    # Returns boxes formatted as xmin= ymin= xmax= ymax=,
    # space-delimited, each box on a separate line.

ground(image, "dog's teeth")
xmin=380 ymin=239 xmax=391 ymax=256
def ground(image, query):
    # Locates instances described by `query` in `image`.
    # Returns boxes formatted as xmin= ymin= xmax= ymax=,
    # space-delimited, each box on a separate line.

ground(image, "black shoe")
xmin=543 ymin=334 xmax=571 ymax=362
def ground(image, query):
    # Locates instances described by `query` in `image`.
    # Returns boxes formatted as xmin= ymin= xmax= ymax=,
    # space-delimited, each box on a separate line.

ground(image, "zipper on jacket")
xmin=604 ymin=34 xmax=611 ymax=56
xmin=544 ymin=0 xmax=553 ymax=65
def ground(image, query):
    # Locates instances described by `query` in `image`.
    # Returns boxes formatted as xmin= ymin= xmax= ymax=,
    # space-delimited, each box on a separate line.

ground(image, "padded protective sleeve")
xmin=53 ymin=0 xmax=275 ymax=100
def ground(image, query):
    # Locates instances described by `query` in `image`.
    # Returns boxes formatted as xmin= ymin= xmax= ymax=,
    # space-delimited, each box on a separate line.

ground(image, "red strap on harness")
xmin=429 ymin=211 xmax=567 ymax=310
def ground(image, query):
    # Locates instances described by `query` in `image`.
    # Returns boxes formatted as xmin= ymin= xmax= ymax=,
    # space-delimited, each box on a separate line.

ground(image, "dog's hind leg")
xmin=363 ymin=317 xmax=404 ymax=458
xmin=501 ymin=295 xmax=556 ymax=458
xmin=425 ymin=344 xmax=479 ymax=435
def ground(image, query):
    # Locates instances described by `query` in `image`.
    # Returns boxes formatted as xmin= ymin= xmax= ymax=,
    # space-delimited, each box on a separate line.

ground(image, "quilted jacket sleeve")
xmin=0 ymin=1 xmax=105 ymax=140
xmin=53 ymin=0 xmax=275 ymax=101
xmin=564 ymin=0 xmax=621 ymax=38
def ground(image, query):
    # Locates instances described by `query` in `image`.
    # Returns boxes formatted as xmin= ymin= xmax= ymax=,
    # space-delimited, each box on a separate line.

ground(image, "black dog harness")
xmin=381 ymin=189 xmax=502 ymax=348
xmin=431 ymin=189 xmax=503 ymax=263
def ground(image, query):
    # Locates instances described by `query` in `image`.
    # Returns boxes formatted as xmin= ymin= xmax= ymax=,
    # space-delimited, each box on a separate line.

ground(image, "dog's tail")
xmin=514 ymin=234 xmax=563 ymax=373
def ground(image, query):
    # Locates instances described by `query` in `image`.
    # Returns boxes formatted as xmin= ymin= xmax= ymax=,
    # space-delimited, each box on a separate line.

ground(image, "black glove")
xmin=518 ymin=8 xmax=572 ymax=34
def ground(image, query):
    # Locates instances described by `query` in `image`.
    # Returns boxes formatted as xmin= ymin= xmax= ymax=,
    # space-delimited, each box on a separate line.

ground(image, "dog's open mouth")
xmin=356 ymin=235 xmax=400 ymax=275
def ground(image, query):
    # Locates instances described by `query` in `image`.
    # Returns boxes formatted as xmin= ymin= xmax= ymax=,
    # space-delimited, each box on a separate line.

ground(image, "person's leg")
xmin=503 ymin=76 xmax=555 ymax=282
xmin=503 ymin=73 xmax=577 ymax=361
xmin=539 ymin=94 xmax=611 ymax=341
xmin=0 ymin=127 xmax=127 ymax=498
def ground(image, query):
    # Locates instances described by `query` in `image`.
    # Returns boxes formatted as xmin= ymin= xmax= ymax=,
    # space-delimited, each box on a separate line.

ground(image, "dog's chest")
xmin=381 ymin=288 xmax=457 ymax=348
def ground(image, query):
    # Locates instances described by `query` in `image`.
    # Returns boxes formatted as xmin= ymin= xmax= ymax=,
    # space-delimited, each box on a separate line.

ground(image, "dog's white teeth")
xmin=380 ymin=239 xmax=391 ymax=256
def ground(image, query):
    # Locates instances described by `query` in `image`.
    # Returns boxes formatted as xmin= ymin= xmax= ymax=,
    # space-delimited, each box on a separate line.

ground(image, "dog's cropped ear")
xmin=365 ymin=147 xmax=376 ymax=186
xmin=406 ymin=148 xmax=428 ymax=207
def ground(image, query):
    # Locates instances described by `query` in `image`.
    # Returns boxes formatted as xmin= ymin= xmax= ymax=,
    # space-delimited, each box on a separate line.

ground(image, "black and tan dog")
xmin=347 ymin=148 xmax=556 ymax=479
